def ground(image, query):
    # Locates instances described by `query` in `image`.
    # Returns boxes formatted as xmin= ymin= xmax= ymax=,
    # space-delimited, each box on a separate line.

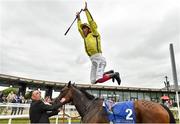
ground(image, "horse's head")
xmin=56 ymin=81 xmax=75 ymax=104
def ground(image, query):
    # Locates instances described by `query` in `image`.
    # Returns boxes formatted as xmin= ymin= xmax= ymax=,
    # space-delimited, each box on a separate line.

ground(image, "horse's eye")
xmin=61 ymin=89 xmax=65 ymax=93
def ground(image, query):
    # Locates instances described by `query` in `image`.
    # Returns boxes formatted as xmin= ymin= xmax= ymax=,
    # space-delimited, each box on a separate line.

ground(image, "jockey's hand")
xmin=83 ymin=2 xmax=87 ymax=11
xmin=60 ymin=98 xmax=66 ymax=103
xmin=76 ymin=12 xmax=80 ymax=19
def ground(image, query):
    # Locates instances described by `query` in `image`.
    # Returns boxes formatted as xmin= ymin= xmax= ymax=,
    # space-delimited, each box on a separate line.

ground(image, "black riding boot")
xmin=113 ymin=72 xmax=121 ymax=85
xmin=108 ymin=72 xmax=121 ymax=85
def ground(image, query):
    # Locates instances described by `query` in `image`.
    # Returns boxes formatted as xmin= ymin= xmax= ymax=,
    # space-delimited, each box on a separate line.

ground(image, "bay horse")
xmin=55 ymin=81 xmax=175 ymax=123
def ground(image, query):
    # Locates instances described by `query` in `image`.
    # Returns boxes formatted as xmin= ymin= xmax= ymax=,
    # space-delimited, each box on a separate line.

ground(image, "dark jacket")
xmin=29 ymin=100 xmax=62 ymax=123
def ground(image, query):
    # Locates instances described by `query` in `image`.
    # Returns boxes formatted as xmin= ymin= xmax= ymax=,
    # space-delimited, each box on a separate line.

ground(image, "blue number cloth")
xmin=103 ymin=100 xmax=136 ymax=123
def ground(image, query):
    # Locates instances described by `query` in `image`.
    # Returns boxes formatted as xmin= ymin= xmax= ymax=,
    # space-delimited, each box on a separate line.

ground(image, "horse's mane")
xmin=79 ymin=88 xmax=95 ymax=100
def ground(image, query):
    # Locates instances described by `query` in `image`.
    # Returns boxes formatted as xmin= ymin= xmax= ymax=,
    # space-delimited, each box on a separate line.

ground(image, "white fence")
xmin=0 ymin=103 xmax=79 ymax=116
xmin=0 ymin=103 xmax=80 ymax=124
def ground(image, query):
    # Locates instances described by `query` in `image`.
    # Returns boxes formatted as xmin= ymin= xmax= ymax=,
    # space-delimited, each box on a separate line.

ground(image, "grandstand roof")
xmin=0 ymin=74 xmax=176 ymax=92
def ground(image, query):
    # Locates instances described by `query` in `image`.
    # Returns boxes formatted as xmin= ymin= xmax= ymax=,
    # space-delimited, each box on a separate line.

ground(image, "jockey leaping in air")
xmin=76 ymin=2 xmax=121 ymax=85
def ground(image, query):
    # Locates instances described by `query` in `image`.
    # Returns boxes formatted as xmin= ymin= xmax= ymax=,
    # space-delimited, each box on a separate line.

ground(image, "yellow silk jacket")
xmin=77 ymin=9 xmax=102 ymax=57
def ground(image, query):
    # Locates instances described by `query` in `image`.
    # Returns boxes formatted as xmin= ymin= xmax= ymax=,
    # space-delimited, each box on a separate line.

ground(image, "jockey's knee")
xmin=91 ymin=80 xmax=96 ymax=84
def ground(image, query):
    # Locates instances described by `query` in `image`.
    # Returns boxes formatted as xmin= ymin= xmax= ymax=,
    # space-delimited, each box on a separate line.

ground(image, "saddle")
xmin=103 ymin=100 xmax=136 ymax=123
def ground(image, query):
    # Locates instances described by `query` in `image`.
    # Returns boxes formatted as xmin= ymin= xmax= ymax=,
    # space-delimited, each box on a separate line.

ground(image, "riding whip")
xmin=64 ymin=9 xmax=83 ymax=35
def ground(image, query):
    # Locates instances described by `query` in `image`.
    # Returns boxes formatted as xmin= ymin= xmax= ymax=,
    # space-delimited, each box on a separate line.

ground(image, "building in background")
xmin=0 ymin=74 xmax=177 ymax=103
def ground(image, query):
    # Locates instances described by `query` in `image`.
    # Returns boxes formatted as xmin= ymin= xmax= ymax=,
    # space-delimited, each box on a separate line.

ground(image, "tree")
xmin=24 ymin=91 xmax=32 ymax=99
xmin=2 ymin=87 xmax=18 ymax=96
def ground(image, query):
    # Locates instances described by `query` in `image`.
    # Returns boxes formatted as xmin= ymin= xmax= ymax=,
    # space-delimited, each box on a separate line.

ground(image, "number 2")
xmin=125 ymin=109 xmax=133 ymax=120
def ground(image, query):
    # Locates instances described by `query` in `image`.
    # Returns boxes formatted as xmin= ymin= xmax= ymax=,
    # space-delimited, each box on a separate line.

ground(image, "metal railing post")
xmin=55 ymin=115 xmax=59 ymax=124
xmin=8 ymin=118 xmax=12 ymax=124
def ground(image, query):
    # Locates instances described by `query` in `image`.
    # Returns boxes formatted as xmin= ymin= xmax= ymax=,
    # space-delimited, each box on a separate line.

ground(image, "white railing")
xmin=0 ymin=103 xmax=30 ymax=108
xmin=0 ymin=103 xmax=79 ymax=115
xmin=170 ymin=107 xmax=180 ymax=120
xmin=0 ymin=103 xmax=80 ymax=124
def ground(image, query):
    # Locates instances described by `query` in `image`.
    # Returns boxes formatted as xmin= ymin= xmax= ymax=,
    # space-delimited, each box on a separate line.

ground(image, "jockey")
xmin=103 ymin=100 xmax=114 ymax=113
xmin=76 ymin=2 xmax=121 ymax=85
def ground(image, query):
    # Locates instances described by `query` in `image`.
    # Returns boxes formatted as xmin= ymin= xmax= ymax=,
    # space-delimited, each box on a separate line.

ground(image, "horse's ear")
xmin=68 ymin=81 xmax=71 ymax=87
xmin=72 ymin=82 xmax=75 ymax=86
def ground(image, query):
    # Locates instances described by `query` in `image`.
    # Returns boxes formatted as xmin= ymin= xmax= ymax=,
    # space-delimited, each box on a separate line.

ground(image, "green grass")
xmin=0 ymin=118 xmax=179 ymax=124
xmin=0 ymin=118 xmax=81 ymax=124
xmin=0 ymin=118 xmax=29 ymax=124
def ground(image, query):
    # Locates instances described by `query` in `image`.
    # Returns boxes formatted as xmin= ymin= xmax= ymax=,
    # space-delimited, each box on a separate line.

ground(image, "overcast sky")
xmin=0 ymin=0 xmax=179 ymax=89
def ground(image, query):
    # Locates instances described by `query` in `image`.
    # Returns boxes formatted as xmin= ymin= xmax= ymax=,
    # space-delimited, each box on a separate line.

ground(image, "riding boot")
xmin=104 ymin=70 xmax=114 ymax=75
xmin=111 ymin=72 xmax=121 ymax=85
xmin=104 ymin=70 xmax=114 ymax=82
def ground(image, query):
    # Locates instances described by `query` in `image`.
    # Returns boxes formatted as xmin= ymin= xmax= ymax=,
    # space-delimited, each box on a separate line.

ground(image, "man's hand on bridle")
xmin=60 ymin=98 xmax=66 ymax=103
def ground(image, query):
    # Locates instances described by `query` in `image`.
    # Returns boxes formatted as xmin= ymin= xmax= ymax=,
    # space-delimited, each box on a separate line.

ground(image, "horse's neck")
xmin=72 ymin=90 xmax=93 ymax=118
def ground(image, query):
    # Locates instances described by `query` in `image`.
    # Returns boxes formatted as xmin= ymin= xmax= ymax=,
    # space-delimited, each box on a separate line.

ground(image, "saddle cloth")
xmin=103 ymin=100 xmax=136 ymax=123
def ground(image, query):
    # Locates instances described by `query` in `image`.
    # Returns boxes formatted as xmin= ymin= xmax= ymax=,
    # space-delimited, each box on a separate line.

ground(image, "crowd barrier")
xmin=0 ymin=103 xmax=80 ymax=124
xmin=170 ymin=107 xmax=179 ymax=120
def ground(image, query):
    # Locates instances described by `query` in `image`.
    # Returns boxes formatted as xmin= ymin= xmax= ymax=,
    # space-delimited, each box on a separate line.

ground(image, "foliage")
xmin=2 ymin=87 xmax=18 ymax=96
xmin=24 ymin=91 xmax=32 ymax=99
